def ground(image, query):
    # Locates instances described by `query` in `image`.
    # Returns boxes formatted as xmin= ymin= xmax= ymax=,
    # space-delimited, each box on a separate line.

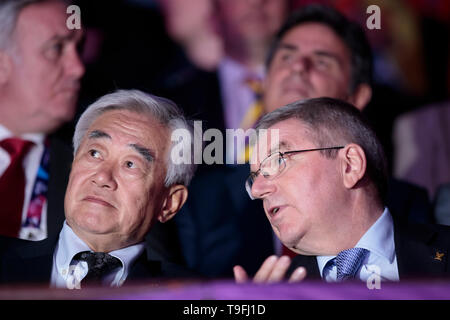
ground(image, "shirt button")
xmin=62 ymin=269 xmax=67 ymax=275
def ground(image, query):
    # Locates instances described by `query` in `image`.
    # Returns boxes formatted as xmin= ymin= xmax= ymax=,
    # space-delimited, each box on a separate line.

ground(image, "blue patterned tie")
xmin=336 ymin=247 xmax=368 ymax=281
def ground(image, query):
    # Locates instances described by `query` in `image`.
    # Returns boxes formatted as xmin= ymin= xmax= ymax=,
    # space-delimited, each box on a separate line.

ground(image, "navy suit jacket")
xmin=175 ymin=164 xmax=274 ymax=278
xmin=287 ymin=222 xmax=450 ymax=280
xmin=434 ymin=183 xmax=450 ymax=225
xmin=0 ymin=235 xmax=196 ymax=286
xmin=46 ymin=133 xmax=73 ymax=239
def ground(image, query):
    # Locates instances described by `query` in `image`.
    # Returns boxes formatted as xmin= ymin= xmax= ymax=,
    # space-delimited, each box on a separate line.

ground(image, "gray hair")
xmin=0 ymin=0 xmax=68 ymax=50
xmin=255 ymin=97 xmax=388 ymax=204
xmin=73 ymin=89 xmax=197 ymax=187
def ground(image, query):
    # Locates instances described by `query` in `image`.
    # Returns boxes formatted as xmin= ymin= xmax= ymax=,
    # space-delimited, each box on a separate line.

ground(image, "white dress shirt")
xmin=0 ymin=124 xmax=47 ymax=240
xmin=317 ymin=208 xmax=400 ymax=282
xmin=50 ymin=221 xmax=145 ymax=289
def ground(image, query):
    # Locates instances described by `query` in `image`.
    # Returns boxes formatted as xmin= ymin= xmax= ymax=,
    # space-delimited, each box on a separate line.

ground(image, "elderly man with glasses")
xmin=234 ymin=97 xmax=450 ymax=283
xmin=174 ymin=4 xmax=432 ymax=280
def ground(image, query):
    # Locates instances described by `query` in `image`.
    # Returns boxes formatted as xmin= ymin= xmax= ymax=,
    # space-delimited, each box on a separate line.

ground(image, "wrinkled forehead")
xmin=84 ymin=109 xmax=170 ymax=156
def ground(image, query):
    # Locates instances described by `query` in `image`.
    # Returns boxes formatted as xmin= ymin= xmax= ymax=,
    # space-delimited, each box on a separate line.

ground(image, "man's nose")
xmin=291 ymin=55 xmax=311 ymax=74
xmin=251 ymin=174 xmax=276 ymax=199
xmin=91 ymin=163 xmax=118 ymax=190
xmin=65 ymin=44 xmax=85 ymax=79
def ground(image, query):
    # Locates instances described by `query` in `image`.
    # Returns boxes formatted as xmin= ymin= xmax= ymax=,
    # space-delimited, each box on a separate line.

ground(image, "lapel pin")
xmin=434 ymin=251 xmax=444 ymax=262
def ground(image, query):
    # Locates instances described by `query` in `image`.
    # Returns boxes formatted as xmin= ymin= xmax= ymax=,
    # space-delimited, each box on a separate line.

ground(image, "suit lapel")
xmin=6 ymin=237 xmax=56 ymax=284
xmin=47 ymin=135 xmax=73 ymax=238
xmin=288 ymin=254 xmax=321 ymax=280
xmin=127 ymin=252 xmax=163 ymax=281
xmin=224 ymin=165 xmax=250 ymax=213
xmin=288 ymin=222 xmax=449 ymax=281
xmin=394 ymin=222 xmax=448 ymax=278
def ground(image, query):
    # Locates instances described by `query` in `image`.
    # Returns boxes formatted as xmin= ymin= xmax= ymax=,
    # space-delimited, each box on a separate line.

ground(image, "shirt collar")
xmin=55 ymin=222 xmax=93 ymax=277
xmin=355 ymin=207 xmax=396 ymax=263
xmin=316 ymin=207 xmax=395 ymax=277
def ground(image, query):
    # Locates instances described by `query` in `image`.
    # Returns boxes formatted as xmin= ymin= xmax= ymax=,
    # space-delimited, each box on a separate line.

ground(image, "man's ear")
xmin=340 ymin=143 xmax=367 ymax=189
xmin=157 ymin=184 xmax=188 ymax=223
xmin=349 ymin=84 xmax=372 ymax=111
xmin=0 ymin=51 xmax=12 ymax=85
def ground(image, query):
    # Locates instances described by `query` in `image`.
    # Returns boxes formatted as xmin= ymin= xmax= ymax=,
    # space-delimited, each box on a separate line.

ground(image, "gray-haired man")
xmin=0 ymin=0 xmax=84 ymax=240
xmin=0 ymin=89 xmax=197 ymax=288
xmin=235 ymin=97 xmax=450 ymax=283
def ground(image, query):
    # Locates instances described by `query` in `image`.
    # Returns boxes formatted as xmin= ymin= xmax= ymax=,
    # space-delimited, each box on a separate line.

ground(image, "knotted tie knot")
xmin=1 ymin=138 xmax=34 ymax=159
xmin=244 ymin=76 xmax=264 ymax=99
xmin=74 ymin=251 xmax=122 ymax=285
xmin=336 ymin=247 xmax=368 ymax=281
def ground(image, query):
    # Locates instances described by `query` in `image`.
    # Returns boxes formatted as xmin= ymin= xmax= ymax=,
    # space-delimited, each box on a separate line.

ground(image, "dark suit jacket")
xmin=434 ymin=182 xmax=450 ymax=226
xmin=175 ymin=164 xmax=274 ymax=278
xmin=46 ymin=133 xmax=73 ymax=239
xmin=287 ymin=222 xmax=450 ymax=280
xmin=0 ymin=235 xmax=196 ymax=286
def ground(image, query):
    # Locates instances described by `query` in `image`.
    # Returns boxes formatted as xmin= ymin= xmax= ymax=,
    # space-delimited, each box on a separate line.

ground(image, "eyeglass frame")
xmin=245 ymin=146 xmax=345 ymax=200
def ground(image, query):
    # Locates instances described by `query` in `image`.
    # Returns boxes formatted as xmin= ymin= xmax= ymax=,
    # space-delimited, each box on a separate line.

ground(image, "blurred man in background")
xmin=0 ymin=0 xmax=84 ymax=241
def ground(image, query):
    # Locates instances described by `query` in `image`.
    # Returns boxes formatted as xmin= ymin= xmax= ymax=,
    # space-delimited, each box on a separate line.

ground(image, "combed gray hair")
xmin=73 ymin=89 xmax=197 ymax=187
xmin=0 ymin=0 xmax=69 ymax=50
xmin=256 ymin=97 xmax=388 ymax=204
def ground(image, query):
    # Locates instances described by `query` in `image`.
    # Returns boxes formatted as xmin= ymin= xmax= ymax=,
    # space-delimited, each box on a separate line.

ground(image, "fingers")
xmin=234 ymin=256 xmax=308 ymax=284
xmin=233 ymin=265 xmax=249 ymax=284
xmin=288 ymin=266 xmax=307 ymax=283
xmin=253 ymin=255 xmax=291 ymax=283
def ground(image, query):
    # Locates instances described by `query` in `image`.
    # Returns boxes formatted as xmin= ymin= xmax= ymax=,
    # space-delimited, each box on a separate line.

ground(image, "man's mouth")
xmin=283 ymin=85 xmax=310 ymax=99
xmin=83 ymin=196 xmax=114 ymax=208
xmin=268 ymin=205 xmax=286 ymax=218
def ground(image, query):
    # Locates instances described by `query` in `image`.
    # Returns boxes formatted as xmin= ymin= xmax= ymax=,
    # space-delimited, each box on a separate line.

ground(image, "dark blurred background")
xmin=68 ymin=0 xmax=450 ymax=200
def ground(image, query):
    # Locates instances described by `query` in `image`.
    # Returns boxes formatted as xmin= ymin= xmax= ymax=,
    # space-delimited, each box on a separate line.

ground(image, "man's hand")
xmin=233 ymin=255 xmax=307 ymax=284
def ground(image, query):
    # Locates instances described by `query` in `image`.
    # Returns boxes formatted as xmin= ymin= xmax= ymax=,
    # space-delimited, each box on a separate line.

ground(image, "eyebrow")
xmin=88 ymin=130 xmax=153 ymax=163
xmin=277 ymin=43 xmax=342 ymax=64
xmin=269 ymin=141 xmax=290 ymax=155
xmin=88 ymin=130 xmax=111 ymax=140
xmin=314 ymin=50 xmax=342 ymax=64
xmin=52 ymin=28 xmax=84 ymax=41
xmin=44 ymin=30 xmax=84 ymax=46
xmin=276 ymin=43 xmax=298 ymax=52
xmin=129 ymin=144 xmax=154 ymax=163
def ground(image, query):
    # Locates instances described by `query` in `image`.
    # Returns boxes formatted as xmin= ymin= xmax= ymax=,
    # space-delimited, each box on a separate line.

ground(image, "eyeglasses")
xmin=245 ymin=146 xmax=345 ymax=200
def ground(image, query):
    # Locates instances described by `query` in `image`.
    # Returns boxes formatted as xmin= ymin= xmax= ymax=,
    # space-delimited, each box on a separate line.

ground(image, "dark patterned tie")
xmin=74 ymin=251 xmax=122 ymax=286
xmin=336 ymin=247 xmax=369 ymax=281
xmin=0 ymin=138 xmax=34 ymax=237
